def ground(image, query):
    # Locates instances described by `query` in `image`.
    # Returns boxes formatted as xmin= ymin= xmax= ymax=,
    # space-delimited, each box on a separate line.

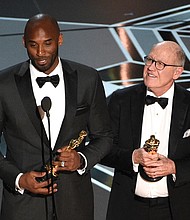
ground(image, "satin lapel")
xmin=169 ymin=85 xmax=188 ymax=157
xmin=54 ymin=60 xmax=77 ymax=149
xmin=14 ymin=61 xmax=49 ymax=146
xmin=131 ymin=84 xmax=146 ymax=149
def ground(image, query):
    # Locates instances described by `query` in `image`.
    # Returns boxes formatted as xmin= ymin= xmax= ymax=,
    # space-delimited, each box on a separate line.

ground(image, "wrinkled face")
xmin=23 ymin=22 xmax=63 ymax=74
xmin=143 ymin=43 xmax=183 ymax=96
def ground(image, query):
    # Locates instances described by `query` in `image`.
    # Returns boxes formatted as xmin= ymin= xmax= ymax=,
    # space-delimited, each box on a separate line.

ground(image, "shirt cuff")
xmin=132 ymin=151 xmax=139 ymax=172
xmin=77 ymin=152 xmax=87 ymax=175
xmin=15 ymin=173 xmax=25 ymax=194
xmin=172 ymin=174 xmax=176 ymax=182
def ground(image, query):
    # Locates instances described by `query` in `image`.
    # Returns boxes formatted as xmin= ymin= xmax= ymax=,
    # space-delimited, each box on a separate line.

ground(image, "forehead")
xmin=149 ymin=43 xmax=178 ymax=62
xmin=25 ymin=21 xmax=59 ymax=40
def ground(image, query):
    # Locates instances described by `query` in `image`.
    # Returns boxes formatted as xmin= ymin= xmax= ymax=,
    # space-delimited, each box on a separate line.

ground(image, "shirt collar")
xmin=147 ymin=83 xmax=174 ymax=100
xmin=30 ymin=57 xmax=62 ymax=79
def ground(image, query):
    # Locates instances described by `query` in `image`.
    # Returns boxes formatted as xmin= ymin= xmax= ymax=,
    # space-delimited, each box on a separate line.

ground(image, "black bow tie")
xmin=145 ymin=95 xmax=168 ymax=109
xmin=36 ymin=75 xmax=60 ymax=88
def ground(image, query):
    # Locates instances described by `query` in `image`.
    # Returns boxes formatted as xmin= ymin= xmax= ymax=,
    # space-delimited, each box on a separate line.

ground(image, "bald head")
xmin=23 ymin=14 xmax=63 ymax=74
xmin=151 ymin=41 xmax=185 ymax=67
xmin=144 ymin=40 xmax=185 ymax=96
xmin=24 ymin=14 xmax=60 ymax=39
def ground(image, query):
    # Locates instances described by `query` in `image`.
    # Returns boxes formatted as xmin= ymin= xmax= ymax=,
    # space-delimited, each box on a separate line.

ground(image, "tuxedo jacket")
xmin=0 ymin=59 xmax=112 ymax=220
xmin=102 ymin=83 xmax=190 ymax=220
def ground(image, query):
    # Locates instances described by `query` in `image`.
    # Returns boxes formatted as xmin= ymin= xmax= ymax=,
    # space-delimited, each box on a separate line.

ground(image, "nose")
xmin=148 ymin=60 xmax=156 ymax=70
xmin=36 ymin=45 xmax=45 ymax=56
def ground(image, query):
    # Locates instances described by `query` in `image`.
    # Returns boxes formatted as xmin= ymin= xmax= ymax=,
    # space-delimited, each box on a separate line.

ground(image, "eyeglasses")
xmin=144 ymin=56 xmax=182 ymax=70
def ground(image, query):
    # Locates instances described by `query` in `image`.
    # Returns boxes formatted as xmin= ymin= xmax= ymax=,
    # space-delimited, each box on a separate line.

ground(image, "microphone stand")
xmin=41 ymin=97 xmax=57 ymax=220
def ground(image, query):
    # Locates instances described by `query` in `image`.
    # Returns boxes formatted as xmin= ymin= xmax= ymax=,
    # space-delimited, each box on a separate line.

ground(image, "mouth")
xmin=147 ymin=72 xmax=156 ymax=78
xmin=36 ymin=58 xmax=48 ymax=66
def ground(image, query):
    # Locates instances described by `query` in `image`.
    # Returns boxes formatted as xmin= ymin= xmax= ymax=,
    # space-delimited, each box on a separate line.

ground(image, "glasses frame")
xmin=144 ymin=56 xmax=182 ymax=70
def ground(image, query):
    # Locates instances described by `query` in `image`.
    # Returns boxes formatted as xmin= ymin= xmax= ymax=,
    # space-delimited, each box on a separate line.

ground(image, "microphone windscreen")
xmin=41 ymin=96 xmax=52 ymax=112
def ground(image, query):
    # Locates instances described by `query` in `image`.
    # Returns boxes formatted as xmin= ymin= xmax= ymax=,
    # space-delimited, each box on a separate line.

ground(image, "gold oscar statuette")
xmin=139 ymin=135 xmax=163 ymax=182
xmin=66 ymin=130 xmax=87 ymax=150
xmin=36 ymin=130 xmax=87 ymax=182
xmin=143 ymin=135 xmax=160 ymax=154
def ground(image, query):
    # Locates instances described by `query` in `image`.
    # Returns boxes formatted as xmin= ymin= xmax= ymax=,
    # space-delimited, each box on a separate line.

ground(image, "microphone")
xmin=41 ymin=96 xmax=52 ymax=117
xmin=36 ymin=96 xmax=53 ymax=182
xmin=41 ymin=96 xmax=53 ymax=182
xmin=40 ymin=96 xmax=57 ymax=220
xmin=36 ymin=96 xmax=59 ymax=183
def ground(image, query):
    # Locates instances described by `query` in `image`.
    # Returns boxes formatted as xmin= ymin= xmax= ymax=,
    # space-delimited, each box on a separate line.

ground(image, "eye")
xmin=157 ymin=61 xmax=164 ymax=66
xmin=156 ymin=61 xmax=165 ymax=68
xmin=145 ymin=57 xmax=153 ymax=64
xmin=45 ymin=40 xmax=52 ymax=46
xmin=29 ymin=42 xmax=37 ymax=47
xmin=146 ymin=57 xmax=152 ymax=61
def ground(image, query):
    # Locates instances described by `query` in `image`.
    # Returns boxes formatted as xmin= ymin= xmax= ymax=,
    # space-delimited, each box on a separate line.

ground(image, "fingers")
xmin=134 ymin=148 xmax=159 ymax=166
xmin=19 ymin=171 xmax=58 ymax=195
xmin=37 ymin=183 xmax=58 ymax=195
xmin=143 ymin=156 xmax=175 ymax=177
xmin=133 ymin=148 xmax=147 ymax=164
xmin=144 ymin=166 xmax=164 ymax=178
xmin=55 ymin=148 xmax=81 ymax=171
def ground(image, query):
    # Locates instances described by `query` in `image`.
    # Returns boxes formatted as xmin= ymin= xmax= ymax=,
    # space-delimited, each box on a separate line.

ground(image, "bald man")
xmin=102 ymin=41 xmax=190 ymax=220
xmin=0 ymin=14 xmax=112 ymax=220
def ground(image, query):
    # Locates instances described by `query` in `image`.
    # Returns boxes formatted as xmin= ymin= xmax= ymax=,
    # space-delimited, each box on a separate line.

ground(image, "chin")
xmin=145 ymin=80 xmax=158 ymax=88
xmin=36 ymin=66 xmax=49 ymax=73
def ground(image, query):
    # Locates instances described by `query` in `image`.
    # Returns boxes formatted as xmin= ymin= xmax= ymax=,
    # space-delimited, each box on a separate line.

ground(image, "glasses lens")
xmin=144 ymin=56 xmax=152 ymax=65
xmin=144 ymin=56 xmax=165 ymax=70
xmin=155 ymin=61 xmax=165 ymax=70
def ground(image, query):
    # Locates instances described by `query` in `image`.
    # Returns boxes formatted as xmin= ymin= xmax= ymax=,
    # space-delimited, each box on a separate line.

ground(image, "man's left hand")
xmin=143 ymin=154 xmax=176 ymax=179
xmin=53 ymin=146 xmax=81 ymax=172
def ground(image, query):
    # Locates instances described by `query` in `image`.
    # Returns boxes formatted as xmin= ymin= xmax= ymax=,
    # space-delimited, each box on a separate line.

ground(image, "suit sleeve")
xmin=172 ymin=136 xmax=190 ymax=187
xmin=0 ymin=99 xmax=21 ymax=191
xmin=101 ymin=91 xmax=134 ymax=174
xmin=80 ymin=71 xmax=113 ymax=170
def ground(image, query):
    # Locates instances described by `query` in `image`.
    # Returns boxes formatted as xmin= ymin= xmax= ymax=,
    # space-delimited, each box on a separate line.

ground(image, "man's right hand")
xmin=19 ymin=171 xmax=57 ymax=195
xmin=133 ymin=148 xmax=159 ymax=166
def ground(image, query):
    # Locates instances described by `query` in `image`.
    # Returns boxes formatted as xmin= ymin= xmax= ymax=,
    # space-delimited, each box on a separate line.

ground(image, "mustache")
xmin=35 ymin=57 xmax=48 ymax=61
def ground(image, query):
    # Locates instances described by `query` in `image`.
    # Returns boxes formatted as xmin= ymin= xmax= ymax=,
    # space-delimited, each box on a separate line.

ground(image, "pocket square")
xmin=183 ymin=129 xmax=190 ymax=138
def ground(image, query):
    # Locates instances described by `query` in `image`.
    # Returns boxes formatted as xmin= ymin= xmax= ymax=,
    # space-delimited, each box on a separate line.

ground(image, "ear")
xmin=173 ymin=66 xmax=183 ymax=80
xmin=22 ymin=36 xmax=26 ymax=48
xmin=58 ymin=33 xmax=63 ymax=46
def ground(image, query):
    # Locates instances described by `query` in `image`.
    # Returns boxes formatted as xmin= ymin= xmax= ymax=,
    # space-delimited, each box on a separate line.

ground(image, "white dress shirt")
xmin=30 ymin=59 xmax=65 ymax=148
xmin=134 ymin=84 xmax=174 ymax=198
xmin=15 ymin=59 xmax=65 ymax=192
xmin=30 ymin=59 xmax=86 ymax=173
xmin=16 ymin=58 xmax=86 ymax=193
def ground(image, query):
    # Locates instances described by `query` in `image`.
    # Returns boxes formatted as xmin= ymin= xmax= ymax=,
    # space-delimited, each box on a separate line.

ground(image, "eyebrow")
xmin=28 ymin=38 xmax=53 ymax=43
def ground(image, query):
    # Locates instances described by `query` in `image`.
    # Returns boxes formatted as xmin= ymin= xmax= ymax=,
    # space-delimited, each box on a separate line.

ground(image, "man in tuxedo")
xmin=102 ymin=41 xmax=190 ymax=220
xmin=0 ymin=14 xmax=112 ymax=220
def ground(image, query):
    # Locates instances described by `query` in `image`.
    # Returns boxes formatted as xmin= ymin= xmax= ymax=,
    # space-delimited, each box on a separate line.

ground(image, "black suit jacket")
xmin=102 ymin=83 xmax=190 ymax=220
xmin=0 ymin=59 xmax=112 ymax=220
